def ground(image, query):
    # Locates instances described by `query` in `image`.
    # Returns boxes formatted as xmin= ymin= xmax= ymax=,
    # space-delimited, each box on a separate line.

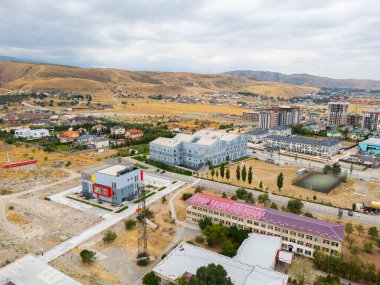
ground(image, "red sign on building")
xmin=92 ymin=184 xmax=112 ymax=198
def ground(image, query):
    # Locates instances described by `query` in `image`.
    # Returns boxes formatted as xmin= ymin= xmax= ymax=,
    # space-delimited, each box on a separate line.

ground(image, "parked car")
xmin=348 ymin=210 xmax=353 ymax=217
xmin=156 ymin=169 xmax=160 ymax=172
xmin=161 ymin=170 xmax=166 ymax=174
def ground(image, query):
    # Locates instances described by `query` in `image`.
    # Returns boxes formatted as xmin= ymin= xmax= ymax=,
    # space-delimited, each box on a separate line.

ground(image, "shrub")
xmin=195 ymin=235 xmax=205 ymax=243
xmin=287 ymin=199 xmax=303 ymax=214
xmin=80 ymin=249 xmax=96 ymax=263
xmin=125 ymin=219 xmax=136 ymax=230
xmin=142 ymin=271 xmax=158 ymax=285
xmin=363 ymin=241 xmax=373 ymax=253
xmin=199 ymin=217 xmax=213 ymax=231
xmin=181 ymin=193 xmax=193 ymax=201
xmin=220 ymin=240 xmax=237 ymax=257
xmin=103 ymin=231 xmax=117 ymax=243
xmin=194 ymin=186 xmax=203 ymax=193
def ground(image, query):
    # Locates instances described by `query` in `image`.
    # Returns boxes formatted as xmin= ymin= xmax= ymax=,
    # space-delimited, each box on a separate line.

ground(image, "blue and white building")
xmin=81 ymin=164 xmax=142 ymax=204
xmin=359 ymin=138 xmax=380 ymax=156
xmin=149 ymin=129 xmax=248 ymax=170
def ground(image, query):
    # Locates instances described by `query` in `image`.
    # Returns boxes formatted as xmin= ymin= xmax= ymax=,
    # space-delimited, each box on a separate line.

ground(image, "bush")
xmin=181 ymin=193 xmax=193 ymax=201
xmin=287 ymin=199 xmax=304 ymax=214
xmin=103 ymin=231 xmax=117 ymax=243
xmin=142 ymin=271 xmax=159 ymax=285
xmin=304 ymin=212 xmax=314 ymax=218
xmin=125 ymin=219 xmax=136 ymax=230
xmin=80 ymin=249 xmax=96 ymax=263
xmin=194 ymin=186 xmax=203 ymax=193
xmin=363 ymin=241 xmax=373 ymax=253
xmin=220 ymin=240 xmax=237 ymax=257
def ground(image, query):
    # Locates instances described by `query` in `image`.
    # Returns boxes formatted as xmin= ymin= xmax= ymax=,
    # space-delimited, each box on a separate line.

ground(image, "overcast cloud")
xmin=0 ymin=0 xmax=379 ymax=79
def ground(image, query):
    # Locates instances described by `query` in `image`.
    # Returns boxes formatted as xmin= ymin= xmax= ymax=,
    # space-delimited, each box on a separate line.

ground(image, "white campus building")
xmin=263 ymin=135 xmax=342 ymax=157
xmin=149 ymin=129 xmax=248 ymax=170
xmin=153 ymin=234 xmax=291 ymax=285
xmin=14 ymin=128 xmax=49 ymax=139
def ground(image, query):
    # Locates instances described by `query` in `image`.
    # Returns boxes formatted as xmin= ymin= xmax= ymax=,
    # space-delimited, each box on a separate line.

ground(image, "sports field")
xmin=295 ymin=173 xmax=342 ymax=193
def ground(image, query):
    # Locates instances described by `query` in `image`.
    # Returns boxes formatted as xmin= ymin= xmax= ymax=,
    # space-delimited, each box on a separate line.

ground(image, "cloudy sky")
xmin=0 ymin=0 xmax=379 ymax=79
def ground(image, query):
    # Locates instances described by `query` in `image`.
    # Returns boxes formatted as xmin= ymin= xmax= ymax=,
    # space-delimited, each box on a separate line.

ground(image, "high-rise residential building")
xmin=347 ymin=113 xmax=362 ymax=128
xmin=242 ymin=111 xmax=260 ymax=122
xmin=362 ymin=110 xmax=380 ymax=131
xmin=327 ymin=102 xmax=349 ymax=126
xmin=259 ymin=106 xmax=300 ymax=129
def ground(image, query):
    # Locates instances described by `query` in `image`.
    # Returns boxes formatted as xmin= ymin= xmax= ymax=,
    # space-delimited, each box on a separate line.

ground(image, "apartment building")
xmin=327 ymin=102 xmax=349 ymax=126
xmin=81 ymin=164 xmax=142 ymax=204
xmin=242 ymin=111 xmax=260 ymax=122
xmin=149 ymin=129 xmax=248 ymax=170
xmin=362 ymin=110 xmax=380 ymax=131
xmin=110 ymin=125 xmax=126 ymax=135
xmin=263 ymin=135 xmax=341 ymax=157
xmin=259 ymin=106 xmax=300 ymax=129
xmin=347 ymin=113 xmax=362 ymax=128
xmin=186 ymin=193 xmax=344 ymax=258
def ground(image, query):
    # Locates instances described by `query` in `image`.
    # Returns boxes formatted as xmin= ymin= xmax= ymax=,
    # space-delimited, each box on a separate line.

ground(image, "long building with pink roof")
xmin=186 ymin=193 xmax=344 ymax=258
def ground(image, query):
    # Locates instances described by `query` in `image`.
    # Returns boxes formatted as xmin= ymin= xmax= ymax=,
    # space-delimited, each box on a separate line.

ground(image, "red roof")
xmin=126 ymin=129 xmax=144 ymax=135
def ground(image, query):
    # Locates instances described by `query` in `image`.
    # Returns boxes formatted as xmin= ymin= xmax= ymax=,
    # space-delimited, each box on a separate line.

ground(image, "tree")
xmin=103 ymin=231 xmax=117 ymax=243
xmin=188 ymin=263 xmax=233 ymax=285
xmin=80 ymin=249 xmax=96 ymax=263
xmin=368 ymin=226 xmax=379 ymax=239
xmin=246 ymin=192 xmax=254 ymax=204
xmin=222 ymin=192 xmax=227 ymax=198
xmin=182 ymin=193 xmax=193 ymax=200
xmin=363 ymin=241 xmax=374 ymax=253
xmin=277 ymin=172 xmax=284 ymax=191
xmin=227 ymin=226 xmax=250 ymax=246
xmin=350 ymin=163 xmax=354 ymax=176
xmin=259 ymin=181 xmax=263 ymax=189
xmin=314 ymin=274 xmax=341 ymax=285
xmin=235 ymin=188 xmax=247 ymax=199
xmin=161 ymin=195 xmax=167 ymax=204
xmin=313 ymin=195 xmax=317 ymax=201
xmin=356 ymin=224 xmax=364 ymax=236
xmin=215 ymin=170 xmax=219 ymax=179
xmin=220 ymin=240 xmax=237 ymax=257
xmin=236 ymin=165 xmax=241 ymax=184
xmin=323 ymin=165 xmax=332 ymax=174
xmin=220 ymin=164 xmax=225 ymax=180
xmin=226 ymin=169 xmax=230 ymax=181
xmin=241 ymin=165 xmax=247 ymax=182
xmin=247 ymin=166 xmax=253 ymax=185
xmin=258 ymin=193 xmax=270 ymax=205
xmin=352 ymin=203 xmax=356 ymax=211
xmin=287 ymin=199 xmax=303 ymax=214
xmin=203 ymin=224 xmax=227 ymax=246
xmin=345 ymin=223 xmax=354 ymax=238
xmin=332 ymin=163 xmax=341 ymax=175
xmin=125 ymin=219 xmax=136 ymax=230
xmin=292 ymin=257 xmax=312 ymax=285
xmin=211 ymin=168 xmax=215 ymax=180
xmin=142 ymin=271 xmax=159 ymax=285
xmin=198 ymin=217 xmax=213 ymax=231
xmin=194 ymin=186 xmax=203 ymax=193
xmin=270 ymin=202 xmax=278 ymax=209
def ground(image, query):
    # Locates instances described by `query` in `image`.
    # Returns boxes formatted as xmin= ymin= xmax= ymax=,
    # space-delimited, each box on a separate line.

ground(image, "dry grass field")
xmin=0 ymin=61 xmax=317 ymax=99
xmin=201 ymin=158 xmax=380 ymax=209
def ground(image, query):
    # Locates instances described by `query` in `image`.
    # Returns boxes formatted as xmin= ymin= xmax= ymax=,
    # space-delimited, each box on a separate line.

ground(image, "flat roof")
xmin=360 ymin=138 xmax=380 ymax=146
xmin=248 ymin=129 xmax=267 ymax=135
xmin=0 ymin=255 xmax=81 ymax=285
xmin=96 ymin=164 xmax=138 ymax=176
xmin=265 ymin=135 xmax=340 ymax=147
xmin=234 ymin=234 xmax=281 ymax=269
xmin=153 ymin=242 xmax=288 ymax=285
xmin=270 ymin=126 xmax=290 ymax=131
xmin=187 ymin=193 xmax=344 ymax=242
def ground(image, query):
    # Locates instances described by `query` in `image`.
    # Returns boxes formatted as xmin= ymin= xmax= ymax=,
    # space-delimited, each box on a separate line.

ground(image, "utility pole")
xmin=137 ymin=182 xmax=148 ymax=261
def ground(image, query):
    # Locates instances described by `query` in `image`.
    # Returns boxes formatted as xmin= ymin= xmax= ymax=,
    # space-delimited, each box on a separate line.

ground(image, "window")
xmin=268 ymin=225 xmax=273 ymax=230
xmin=306 ymin=243 xmax=312 ymax=248
xmin=314 ymin=245 xmax=320 ymax=250
xmin=305 ymin=250 xmax=312 ymax=256
xmin=275 ymin=227 xmax=281 ymax=232
xmin=306 ymin=235 xmax=313 ymax=240
xmin=290 ymin=238 xmax=296 ymax=243
xmin=254 ymin=222 xmax=259 ymax=226
xmin=290 ymin=231 xmax=296 ymax=236
xmin=298 ymin=233 xmax=304 ymax=238
xmin=247 ymin=220 xmax=252 ymax=224
xmin=297 ymin=248 xmax=303 ymax=254
xmin=297 ymin=241 xmax=304 ymax=246
xmin=283 ymin=229 xmax=288 ymax=234
xmin=261 ymin=223 xmax=267 ymax=228
xmin=331 ymin=242 xmax=339 ymax=247
xmin=323 ymin=240 xmax=330 ymax=245
xmin=314 ymin=237 xmax=321 ymax=243
xmin=282 ymin=237 xmax=288 ymax=241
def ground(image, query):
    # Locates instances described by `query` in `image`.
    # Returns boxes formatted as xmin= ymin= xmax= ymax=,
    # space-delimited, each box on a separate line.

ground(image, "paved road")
xmin=39 ymin=178 xmax=185 ymax=263
xmin=137 ymin=162 xmax=380 ymax=227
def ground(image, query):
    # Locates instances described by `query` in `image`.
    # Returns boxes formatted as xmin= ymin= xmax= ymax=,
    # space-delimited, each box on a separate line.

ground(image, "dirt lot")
xmin=201 ymin=158 xmax=380 ymax=209
xmin=0 ymin=181 xmax=101 ymax=266
xmin=0 ymin=141 xmax=105 ymax=193
xmin=50 ymin=194 xmax=197 ymax=285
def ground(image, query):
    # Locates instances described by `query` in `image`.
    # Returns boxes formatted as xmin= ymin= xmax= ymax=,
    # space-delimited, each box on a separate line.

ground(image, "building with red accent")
xmin=81 ymin=164 xmax=142 ymax=204
xmin=125 ymin=129 xmax=144 ymax=139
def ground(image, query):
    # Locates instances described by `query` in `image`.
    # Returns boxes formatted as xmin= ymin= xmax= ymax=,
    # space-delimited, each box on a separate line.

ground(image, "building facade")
xmin=186 ymin=193 xmax=344 ymax=258
xmin=327 ymin=102 xmax=349 ymax=126
xmin=362 ymin=110 xmax=380 ymax=131
xmin=149 ymin=129 xmax=248 ymax=170
xmin=110 ymin=125 xmax=126 ymax=135
xmin=81 ymin=164 xmax=142 ymax=204
xmin=259 ymin=106 xmax=300 ymax=129
xmin=14 ymin=128 xmax=49 ymax=139
xmin=263 ymin=135 xmax=341 ymax=157
xmin=268 ymin=126 xmax=292 ymax=136
xmin=242 ymin=111 xmax=260 ymax=122
xmin=347 ymin=113 xmax=362 ymax=128
xmin=125 ymin=129 xmax=144 ymax=139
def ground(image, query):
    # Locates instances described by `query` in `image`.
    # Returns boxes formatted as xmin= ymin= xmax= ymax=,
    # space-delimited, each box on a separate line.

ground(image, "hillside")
xmin=0 ymin=62 xmax=317 ymax=98
xmin=224 ymin=70 xmax=380 ymax=89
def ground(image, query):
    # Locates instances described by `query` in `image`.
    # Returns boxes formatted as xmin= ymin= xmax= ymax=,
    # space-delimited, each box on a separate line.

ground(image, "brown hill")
xmin=0 ymin=62 xmax=317 ymax=98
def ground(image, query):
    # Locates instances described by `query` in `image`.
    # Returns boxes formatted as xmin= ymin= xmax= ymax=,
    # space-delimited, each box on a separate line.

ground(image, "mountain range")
xmin=223 ymin=70 xmax=380 ymax=90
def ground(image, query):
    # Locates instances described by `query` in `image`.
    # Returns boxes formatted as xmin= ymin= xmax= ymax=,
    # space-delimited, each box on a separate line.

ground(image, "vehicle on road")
xmin=161 ymin=170 xmax=166 ymax=174
xmin=338 ymin=209 xmax=343 ymax=217
xmin=348 ymin=210 xmax=353 ymax=216
xmin=156 ymin=169 xmax=160 ymax=172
